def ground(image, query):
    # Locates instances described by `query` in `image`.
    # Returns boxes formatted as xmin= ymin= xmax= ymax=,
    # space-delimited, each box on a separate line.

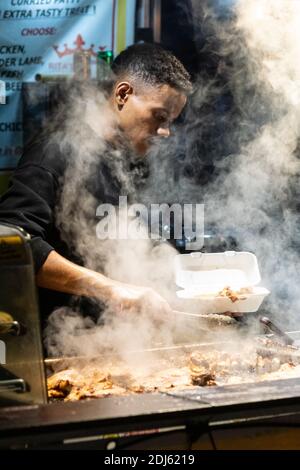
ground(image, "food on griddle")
xmin=191 ymin=373 xmax=216 ymax=386
xmin=66 ymin=382 xmax=127 ymax=401
xmin=187 ymin=339 xmax=300 ymax=387
xmin=47 ymin=337 xmax=300 ymax=400
xmin=47 ymin=368 xmax=127 ymax=400
xmin=47 ymin=363 xmax=193 ymax=401
xmin=189 ymin=351 xmax=216 ymax=386
xmin=47 ymin=370 xmax=82 ymax=398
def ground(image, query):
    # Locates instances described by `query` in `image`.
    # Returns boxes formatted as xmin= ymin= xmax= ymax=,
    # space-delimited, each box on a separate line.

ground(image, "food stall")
xmin=1 ymin=0 xmax=300 ymax=451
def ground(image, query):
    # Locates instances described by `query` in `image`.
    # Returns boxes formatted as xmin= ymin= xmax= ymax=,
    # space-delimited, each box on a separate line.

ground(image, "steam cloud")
xmin=203 ymin=0 xmax=300 ymax=328
xmin=45 ymin=0 xmax=300 ymax=364
xmin=143 ymin=0 xmax=300 ymax=328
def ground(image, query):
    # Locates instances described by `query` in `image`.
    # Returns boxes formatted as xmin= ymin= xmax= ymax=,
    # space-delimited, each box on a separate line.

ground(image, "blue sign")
xmin=0 ymin=0 xmax=135 ymax=169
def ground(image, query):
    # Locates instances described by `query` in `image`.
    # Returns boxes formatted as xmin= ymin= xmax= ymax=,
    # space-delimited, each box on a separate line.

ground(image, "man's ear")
xmin=115 ymin=81 xmax=133 ymax=109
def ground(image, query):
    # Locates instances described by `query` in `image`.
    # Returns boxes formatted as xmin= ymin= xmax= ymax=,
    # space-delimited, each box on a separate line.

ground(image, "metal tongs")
xmin=259 ymin=316 xmax=295 ymax=346
xmin=172 ymin=310 xmax=237 ymax=326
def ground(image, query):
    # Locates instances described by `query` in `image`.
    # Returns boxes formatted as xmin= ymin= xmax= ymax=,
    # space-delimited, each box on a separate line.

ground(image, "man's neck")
xmin=85 ymin=98 xmax=117 ymax=142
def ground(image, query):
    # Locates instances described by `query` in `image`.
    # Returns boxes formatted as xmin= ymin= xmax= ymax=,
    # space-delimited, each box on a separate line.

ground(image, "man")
xmin=0 ymin=43 xmax=192 ymax=320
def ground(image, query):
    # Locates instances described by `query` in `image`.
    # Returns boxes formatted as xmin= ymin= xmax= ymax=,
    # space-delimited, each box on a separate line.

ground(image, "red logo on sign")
xmin=53 ymin=34 xmax=107 ymax=58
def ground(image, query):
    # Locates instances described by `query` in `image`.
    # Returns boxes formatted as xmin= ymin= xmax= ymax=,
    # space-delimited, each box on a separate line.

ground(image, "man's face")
xmin=113 ymin=81 xmax=187 ymax=156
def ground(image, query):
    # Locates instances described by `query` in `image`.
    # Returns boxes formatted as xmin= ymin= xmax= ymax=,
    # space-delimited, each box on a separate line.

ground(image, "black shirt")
xmin=0 ymin=127 xmax=141 ymax=320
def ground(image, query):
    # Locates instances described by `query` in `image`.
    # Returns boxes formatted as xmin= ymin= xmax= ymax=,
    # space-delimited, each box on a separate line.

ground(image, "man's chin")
xmin=143 ymin=137 xmax=162 ymax=152
xmin=134 ymin=141 xmax=150 ymax=157
xmin=134 ymin=137 xmax=162 ymax=157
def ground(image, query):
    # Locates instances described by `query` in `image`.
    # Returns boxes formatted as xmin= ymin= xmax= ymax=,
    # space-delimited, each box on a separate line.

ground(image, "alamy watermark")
xmin=96 ymin=196 xmax=204 ymax=250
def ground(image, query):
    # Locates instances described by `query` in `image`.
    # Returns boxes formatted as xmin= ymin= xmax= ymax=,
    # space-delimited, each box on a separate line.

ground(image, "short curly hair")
xmin=111 ymin=42 xmax=193 ymax=95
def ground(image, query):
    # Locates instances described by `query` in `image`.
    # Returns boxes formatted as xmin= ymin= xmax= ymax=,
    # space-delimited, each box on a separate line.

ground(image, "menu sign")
xmin=0 ymin=0 xmax=136 ymax=169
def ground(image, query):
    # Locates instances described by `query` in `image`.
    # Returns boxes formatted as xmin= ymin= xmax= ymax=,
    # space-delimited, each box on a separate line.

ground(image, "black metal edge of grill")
xmin=2 ymin=379 xmax=300 ymax=449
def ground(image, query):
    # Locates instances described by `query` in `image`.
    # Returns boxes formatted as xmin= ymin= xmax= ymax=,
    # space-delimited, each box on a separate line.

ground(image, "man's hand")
xmin=105 ymin=281 xmax=172 ymax=319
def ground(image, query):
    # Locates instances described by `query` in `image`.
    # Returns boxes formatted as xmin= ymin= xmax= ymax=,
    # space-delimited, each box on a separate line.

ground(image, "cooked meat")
xmin=191 ymin=373 xmax=216 ymax=386
xmin=47 ymin=362 xmax=193 ymax=400
xmin=65 ymin=383 xmax=127 ymax=401
xmin=48 ymin=389 xmax=68 ymax=399
xmin=47 ymin=337 xmax=300 ymax=400
xmin=218 ymin=286 xmax=252 ymax=302
xmin=47 ymin=370 xmax=83 ymax=398
xmin=188 ymin=340 xmax=298 ymax=387
xmin=47 ymin=367 xmax=126 ymax=401
xmin=189 ymin=351 xmax=217 ymax=387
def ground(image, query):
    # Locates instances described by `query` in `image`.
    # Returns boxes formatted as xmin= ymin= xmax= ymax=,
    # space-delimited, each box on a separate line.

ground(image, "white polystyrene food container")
xmin=175 ymin=251 xmax=270 ymax=314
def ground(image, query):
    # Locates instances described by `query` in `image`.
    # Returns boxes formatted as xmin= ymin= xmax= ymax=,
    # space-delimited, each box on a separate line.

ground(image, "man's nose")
xmin=157 ymin=126 xmax=170 ymax=138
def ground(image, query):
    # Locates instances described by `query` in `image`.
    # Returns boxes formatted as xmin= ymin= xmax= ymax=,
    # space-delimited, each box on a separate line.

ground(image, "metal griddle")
xmin=1 ymin=331 xmax=300 ymax=449
xmin=44 ymin=329 xmax=300 ymax=401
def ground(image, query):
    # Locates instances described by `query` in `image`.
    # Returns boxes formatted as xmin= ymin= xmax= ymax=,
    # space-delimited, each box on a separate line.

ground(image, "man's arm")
xmin=0 ymin=161 xmax=58 ymax=272
xmin=0 ymin=152 xmax=171 ymax=317
xmin=36 ymin=250 xmax=113 ymax=298
xmin=36 ymin=250 xmax=172 ymax=316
